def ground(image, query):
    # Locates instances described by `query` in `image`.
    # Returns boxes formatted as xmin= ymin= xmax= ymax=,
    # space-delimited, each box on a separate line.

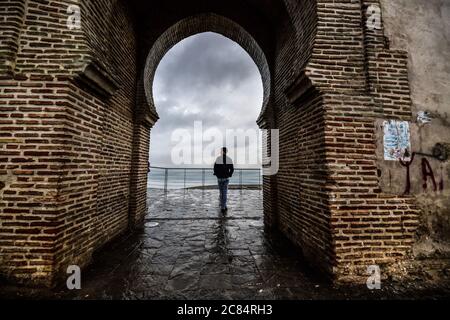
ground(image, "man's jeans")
xmin=218 ymin=178 xmax=230 ymax=209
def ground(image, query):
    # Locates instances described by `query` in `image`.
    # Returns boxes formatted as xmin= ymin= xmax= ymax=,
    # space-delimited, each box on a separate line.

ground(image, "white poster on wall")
xmin=383 ymin=120 xmax=412 ymax=161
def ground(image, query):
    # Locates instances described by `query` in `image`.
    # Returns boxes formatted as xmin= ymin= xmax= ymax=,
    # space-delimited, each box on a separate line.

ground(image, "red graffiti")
xmin=421 ymin=158 xmax=437 ymax=191
xmin=399 ymin=153 xmax=416 ymax=195
xmin=400 ymin=153 xmax=444 ymax=194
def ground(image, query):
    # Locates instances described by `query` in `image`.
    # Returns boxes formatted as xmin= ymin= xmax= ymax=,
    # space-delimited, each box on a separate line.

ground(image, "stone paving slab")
xmin=147 ymin=189 xmax=263 ymax=220
xmin=1 ymin=189 xmax=450 ymax=300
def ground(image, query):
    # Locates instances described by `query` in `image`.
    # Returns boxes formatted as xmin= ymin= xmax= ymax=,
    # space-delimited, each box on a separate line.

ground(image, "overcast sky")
xmin=150 ymin=32 xmax=264 ymax=168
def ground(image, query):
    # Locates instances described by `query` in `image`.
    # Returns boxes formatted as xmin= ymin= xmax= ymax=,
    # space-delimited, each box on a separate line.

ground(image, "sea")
xmin=148 ymin=167 xmax=262 ymax=189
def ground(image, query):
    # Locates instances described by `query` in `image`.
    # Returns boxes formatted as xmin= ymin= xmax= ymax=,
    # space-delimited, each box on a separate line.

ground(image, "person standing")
xmin=213 ymin=147 xmax=234 ymax=213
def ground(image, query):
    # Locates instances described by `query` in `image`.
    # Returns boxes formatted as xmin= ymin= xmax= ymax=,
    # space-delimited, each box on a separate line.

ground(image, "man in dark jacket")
xmin=214 ymin=147 xmax=234 ymax=212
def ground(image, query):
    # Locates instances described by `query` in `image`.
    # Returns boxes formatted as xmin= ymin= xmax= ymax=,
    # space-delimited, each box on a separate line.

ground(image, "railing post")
xmin=164 ymin=168 xmax=168 ymax=193
xmin=259 ymin=168 xmax=261 ymax=187
xmin=148 ymin=167 xmax=264 ymax=192
xmin=202 ymin=169 xmax=205 ymax=189
xmin=239 ymin=170 xmax=243 ymax=190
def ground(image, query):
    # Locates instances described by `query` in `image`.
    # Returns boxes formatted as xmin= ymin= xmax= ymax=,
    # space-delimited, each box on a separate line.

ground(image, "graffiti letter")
xmin=399 ymin=153 xmax=415 ymax=195
xmin=422 ymin=158 xmax=437 ymax=192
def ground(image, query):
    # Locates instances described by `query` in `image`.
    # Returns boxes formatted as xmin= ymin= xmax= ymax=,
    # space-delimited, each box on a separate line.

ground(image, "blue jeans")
xmin=218 ymin=178 xmax=229 ymax=209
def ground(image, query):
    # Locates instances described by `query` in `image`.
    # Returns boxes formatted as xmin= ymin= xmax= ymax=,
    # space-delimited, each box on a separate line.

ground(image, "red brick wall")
xmin=53 ymin=0 xmax=140 ymax=281
xmin=0 ymin=0 xmax=142 ymax=286
xmin=323 ymin=94 xmax=418 ymax=280
xmin=271 ymin=0 xmax=420 ymax=280
xmin=0 ymin=77 xmax=66 ymax=286
xmin=1 ymin=0 xmax=87 ymax=286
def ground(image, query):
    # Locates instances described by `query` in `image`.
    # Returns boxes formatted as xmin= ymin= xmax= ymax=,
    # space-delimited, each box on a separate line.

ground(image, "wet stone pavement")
xmin=2 ymin=189 xmax=450 ymax=300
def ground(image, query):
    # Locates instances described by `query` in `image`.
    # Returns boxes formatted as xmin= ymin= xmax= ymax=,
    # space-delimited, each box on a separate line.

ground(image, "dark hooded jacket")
xmin=214 ymin=155 xmax=234 ymax=179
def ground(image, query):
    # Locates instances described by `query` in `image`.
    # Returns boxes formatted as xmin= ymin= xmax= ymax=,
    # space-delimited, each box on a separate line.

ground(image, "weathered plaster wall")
xmin=380 ymin=0 xmax=450 ymax=261
xmin=381 ymin=0 xmax=450 ymax=117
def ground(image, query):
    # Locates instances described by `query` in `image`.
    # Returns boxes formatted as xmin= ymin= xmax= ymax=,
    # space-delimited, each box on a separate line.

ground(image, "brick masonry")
xmin=0 ymin=0 xmax=447 ymax=286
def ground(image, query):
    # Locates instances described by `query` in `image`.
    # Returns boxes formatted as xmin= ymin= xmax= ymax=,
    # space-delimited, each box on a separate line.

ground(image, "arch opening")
xmin=149 ymin=31 xmax=264 ymax=170
xmin=144 ymin=13 xmax=272 ymax=124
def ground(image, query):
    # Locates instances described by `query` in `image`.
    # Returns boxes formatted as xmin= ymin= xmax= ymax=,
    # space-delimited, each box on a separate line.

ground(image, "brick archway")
xmin=0 ymin=0 xmax=429 ymax=287
xmin=142 ymin=13 xmax=271 ymax=123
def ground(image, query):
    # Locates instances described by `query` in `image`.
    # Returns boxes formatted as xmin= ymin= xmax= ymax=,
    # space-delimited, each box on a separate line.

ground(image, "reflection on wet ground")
xmin=1 ymin=189 xmax=450 ymax=300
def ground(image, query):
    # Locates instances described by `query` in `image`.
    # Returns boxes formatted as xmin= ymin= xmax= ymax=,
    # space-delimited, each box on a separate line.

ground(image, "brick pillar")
xmin=0 ymin=77 xmax=69 ymax=287
xmin=0 ymin=0 xmax=140 ymax=287
xmin=128 ymin=78 xmax=158 ymax=228
xmin=259 ymin=119 xmax=279 ymax=230
xmin=128 ymin=123 xmax=151 ymax=228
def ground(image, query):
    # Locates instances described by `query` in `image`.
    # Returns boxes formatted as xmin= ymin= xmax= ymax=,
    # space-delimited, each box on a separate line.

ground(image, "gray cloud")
xmin=150 ymin=32 xmax=263 ymax=167
xmin=154 ymin=33 xmax=256 ymax=96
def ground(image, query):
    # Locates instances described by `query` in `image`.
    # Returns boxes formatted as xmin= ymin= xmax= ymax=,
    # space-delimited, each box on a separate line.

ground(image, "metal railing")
xmin=148 ymin=166 xmax=262 ymax=192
